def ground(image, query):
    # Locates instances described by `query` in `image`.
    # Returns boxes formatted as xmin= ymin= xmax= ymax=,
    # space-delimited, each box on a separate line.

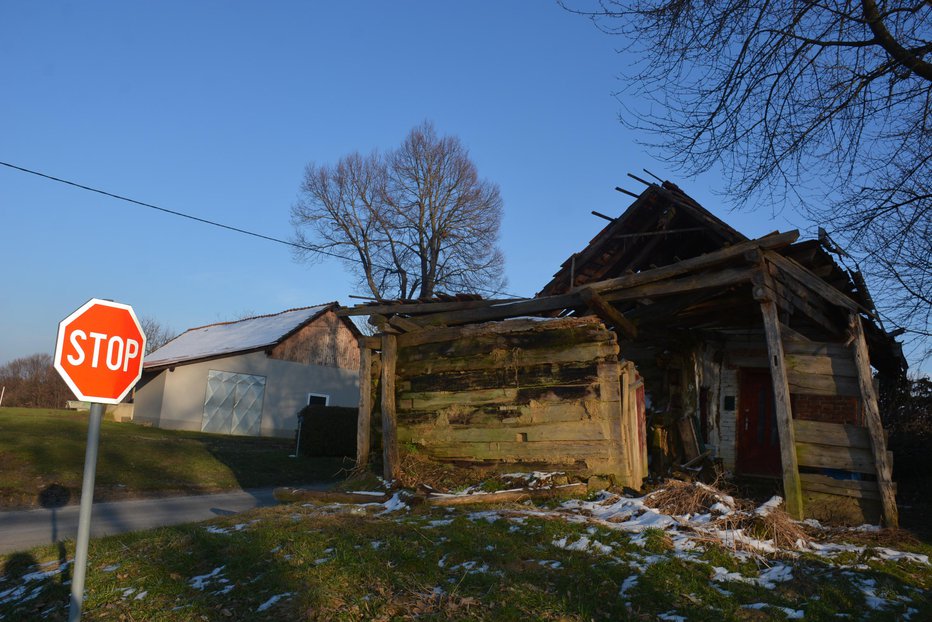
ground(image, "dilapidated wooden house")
xmin=343 ymin=181 xmax=905 ymax=526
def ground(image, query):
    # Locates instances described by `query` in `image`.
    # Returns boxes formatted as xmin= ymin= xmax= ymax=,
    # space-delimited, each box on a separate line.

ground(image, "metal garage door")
xmin=202 ymin=370 xmax=266 ymax=436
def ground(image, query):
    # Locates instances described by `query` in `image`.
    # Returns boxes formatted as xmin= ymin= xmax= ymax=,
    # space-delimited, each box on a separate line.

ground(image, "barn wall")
xmin=390 ymin=317 xmax=645 ymax=486
xmin=134 ymin=351 xmax=358 ymax=438
xmin=270 ymin=310 xmax=360 ymax=370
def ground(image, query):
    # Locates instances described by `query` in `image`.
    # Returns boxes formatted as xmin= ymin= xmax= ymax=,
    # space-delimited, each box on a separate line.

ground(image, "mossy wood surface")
xmin=387 ymin=317 xmax=645 ymax=486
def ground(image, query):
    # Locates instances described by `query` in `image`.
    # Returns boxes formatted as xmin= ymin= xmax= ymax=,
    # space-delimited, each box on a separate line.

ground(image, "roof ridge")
xmin=180 ymin=302 xmax=338 ymax=333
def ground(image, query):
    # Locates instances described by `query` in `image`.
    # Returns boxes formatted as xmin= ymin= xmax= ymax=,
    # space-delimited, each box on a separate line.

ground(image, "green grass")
xmin=1 ymin=501 xmax=929 ymax=621
xmin=0 ymin=407 xmax=348 ymax=509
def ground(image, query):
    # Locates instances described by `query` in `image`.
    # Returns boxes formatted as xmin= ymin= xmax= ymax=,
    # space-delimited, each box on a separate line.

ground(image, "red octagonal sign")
xmin=54 ymin=299 xmax=147 ymax=404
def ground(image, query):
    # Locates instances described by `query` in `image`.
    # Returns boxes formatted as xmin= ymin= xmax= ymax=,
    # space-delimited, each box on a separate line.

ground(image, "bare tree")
xmin=291 ymin=122 xmax=506 ymax=301
xmin=0 ymin=353 xmax=71 ymax=408
xmin=139 ymin=316 xmax=176 ymax=355
xmin=565 ymin=1 xmax=931 ymax=346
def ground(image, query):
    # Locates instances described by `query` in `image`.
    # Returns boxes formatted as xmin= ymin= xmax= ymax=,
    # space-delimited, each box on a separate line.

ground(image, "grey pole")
xmin=68 ymin=402 xmax=104 ymax=622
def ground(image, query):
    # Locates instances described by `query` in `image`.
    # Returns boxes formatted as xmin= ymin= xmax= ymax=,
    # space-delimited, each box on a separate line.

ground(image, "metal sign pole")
xmin=68 ymin=402 xmax=104 ymax=622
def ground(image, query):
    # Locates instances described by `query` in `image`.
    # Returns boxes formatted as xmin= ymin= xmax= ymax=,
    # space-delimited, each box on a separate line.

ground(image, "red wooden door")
xmin=737 ymin=369 xmax=782 ymax=476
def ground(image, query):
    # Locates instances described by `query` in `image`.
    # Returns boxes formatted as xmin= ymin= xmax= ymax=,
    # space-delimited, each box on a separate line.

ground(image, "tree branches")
xmin=291 ymin=122 xmax=506 ymax=301
xmin=566 ymin=0 xmax=931 ymax=349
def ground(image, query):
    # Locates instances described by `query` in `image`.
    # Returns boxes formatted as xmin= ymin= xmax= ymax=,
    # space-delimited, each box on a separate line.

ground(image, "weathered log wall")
xmin=391 ymin=316 xmax=646 ymax=487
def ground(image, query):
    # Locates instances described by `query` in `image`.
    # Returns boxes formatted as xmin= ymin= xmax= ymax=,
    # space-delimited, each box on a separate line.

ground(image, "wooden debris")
xmin=273 ymin=488 xmax=390 ymax=504
xmin=424 ymin=483 xmax=587 ymax=507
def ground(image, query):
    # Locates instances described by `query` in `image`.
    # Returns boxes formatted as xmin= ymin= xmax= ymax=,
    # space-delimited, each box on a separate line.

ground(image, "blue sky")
xmin=0 ymin=1 xmax=804 ymax=365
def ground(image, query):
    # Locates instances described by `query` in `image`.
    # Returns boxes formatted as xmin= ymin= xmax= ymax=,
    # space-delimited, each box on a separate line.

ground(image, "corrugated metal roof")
xmin=144 ymin=304 xmax=334 ymax=368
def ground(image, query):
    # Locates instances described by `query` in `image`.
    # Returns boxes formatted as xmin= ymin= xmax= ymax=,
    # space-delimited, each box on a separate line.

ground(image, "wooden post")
xmin=757 ymin=268 xmax=804 ymax=519
xmin=849 ymin=313 xmax=899 ymax=527
xmin=355 ymin=342 xmax=372 ymax=470
xmin=380 ymin=333 xmax=401 ymax=482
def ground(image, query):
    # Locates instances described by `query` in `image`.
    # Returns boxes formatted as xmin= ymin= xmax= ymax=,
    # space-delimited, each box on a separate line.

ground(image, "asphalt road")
xmin=0 ymin=486 xmax=324 ymax=554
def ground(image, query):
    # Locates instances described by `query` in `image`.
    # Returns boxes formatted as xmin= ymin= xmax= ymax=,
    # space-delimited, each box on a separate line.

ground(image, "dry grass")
xmin=397 ymin=452 xmax=490 ymax=492
xmin=714 ymin=504 xmax=811 ymax=550
xmin=644 ymin=478 xmax=745 ymax=516
xmin=644 ymin=479 xmax=810 ymax=550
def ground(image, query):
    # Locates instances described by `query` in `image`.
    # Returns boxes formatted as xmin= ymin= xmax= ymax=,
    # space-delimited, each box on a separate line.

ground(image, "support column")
xmin=849 ymin=313 xmax=898 ymax=527
xmin=757 ymin=267 xmax=804 ymax=519
xmin=355 ymin=341 xmax=372 ymax=470
xmin=380 ymin=333 xmax=401 ymax=482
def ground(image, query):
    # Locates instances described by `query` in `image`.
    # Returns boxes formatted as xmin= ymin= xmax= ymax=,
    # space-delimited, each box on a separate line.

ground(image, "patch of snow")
xmin=102 ymin=564 xmax=120 ymax=573
xmin=134 ymin=591 xmax=148 ymax=601
xmin=189 ymin=566 xmax=225 ymax=591
xmin=536 ymin=560 xmax=563 ymax=570
xmin=754 ymin=496 xmax=784 ymax=517
xmin=378 ymin=492 xmax=409 ymax=515
xmin=370 ymin=541 xmax=383 ymax=550
xmin=711 ymin=563 xmax=792 ymax=590
xmin=349 ymin=490 xmax=388 ymax=496
xmin=657 ymin=612 xmax=687 ymax=621
xmin=256 ymin=592 xmax=294 ymax=612
xmin=427 ymin=519 xmax=453 ymax=528
xmin=742 ymin=603 xmax=804 ymax=619
xmin=619 ymin=575 xmax=638 ymax=598
xmin=758 ymin=564 xmax=793 ymax=586
xmin=552 ymin=536 xmax=613 ymax=555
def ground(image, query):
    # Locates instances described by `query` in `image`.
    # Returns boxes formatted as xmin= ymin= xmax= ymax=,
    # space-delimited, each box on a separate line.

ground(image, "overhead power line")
xmin=0 ymin=160 xmax=519 ymax=299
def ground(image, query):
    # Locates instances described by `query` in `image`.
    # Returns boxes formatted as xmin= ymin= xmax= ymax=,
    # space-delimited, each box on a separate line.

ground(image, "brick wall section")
xmin=791 ymin=394 xmax=861 ymax=425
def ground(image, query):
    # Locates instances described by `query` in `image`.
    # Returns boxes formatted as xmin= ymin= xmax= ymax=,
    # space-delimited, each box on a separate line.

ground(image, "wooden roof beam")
xmin=579 ymin=287 xmax=638 ymax=339
xmin=600 ymin=266 xmax=758 ymax=303
xmin=578 ymin=231 xmax=799 ymax=296
xmin=763 ymin=251 xmax=868 ymax=315
xmin=407 ymin=292 xmax=583 ymax=328
xmin=337 ymin=297 xmax=516 ymax=317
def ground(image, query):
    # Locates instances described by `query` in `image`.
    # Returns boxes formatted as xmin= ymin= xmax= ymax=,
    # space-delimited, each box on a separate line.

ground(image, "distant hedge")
xmin=297 ymin=405 xmax=357 ymax=458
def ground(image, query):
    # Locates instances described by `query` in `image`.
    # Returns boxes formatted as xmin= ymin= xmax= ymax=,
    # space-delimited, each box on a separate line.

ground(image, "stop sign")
xmin=53 ymin=299 xmax=147 ymax=404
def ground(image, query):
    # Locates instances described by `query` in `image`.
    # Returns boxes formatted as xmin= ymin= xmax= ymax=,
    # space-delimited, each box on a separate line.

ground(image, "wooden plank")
xmin=581 ymin=231 xmax=799 ymax=295
xmin=397 ymin=321 xmax=615 ymax=365
xmin=399 ymin=387 xmax=520 ymax=412
xmin=794 ymin=420 xmax=871 ymax=449
xmin=396 ymin=315 xmax=604 ymax=348
xmin=579 ymin=287 xmax=638 ymax=338
xmin=425 ymin=483 xmax=588 ymax=506
xmin=766 ymin=263 xmax=839 ymax=334
xmin=409 ymin=293 xmax=583 ymax=327
xmin=759 ymin=270 xmax=804 ymax=519
xmin=388 ymin=315 xmax=422 ymax=333
xmin=799 ymin=473 xmax=886 ymax=501
xmin=337 ymin=298 xmax=515 ymax=317
xmin=795 ymin=441 xmax=877 ymax=474
xmin=764 ymin=251 xmax=862 ymax=313
xmin=850 ymin=313 xmax=898 ymax=527
xmin=784 ymin=354 xmax=857 ymax=378
xmin=396 ymin=341 xmax=619 ymax=376
xmin=600 ymin=267 xmax=758 ymax=303
xmin=677 ymin=416 xmax=701 ymax=460
xmin=786 ymin=370 xmax=862 ymax=397
xmin=356 ymin=345 xmax=372 ymax=469
xmin=398 ymin=420 xmax=608 ymax=444
xmin=424 ymin=440 xmax=613 ymax=462
xmin=403 ymin=361 xmax=600 ymax=394
xmin=361 ymin=336 xmax=381 ymax=350
xmin=783 ymin=340 xmax=852 ymax=358
xmin=380 ymin=333 xmax=400 ymax=482
xmin=598 ymin=361 xmax=632 ymax=483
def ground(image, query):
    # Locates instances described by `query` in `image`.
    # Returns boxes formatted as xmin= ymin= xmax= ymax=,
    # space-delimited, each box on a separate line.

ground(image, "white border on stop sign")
xmin=53 ymin=298 xmax=147 ymax=405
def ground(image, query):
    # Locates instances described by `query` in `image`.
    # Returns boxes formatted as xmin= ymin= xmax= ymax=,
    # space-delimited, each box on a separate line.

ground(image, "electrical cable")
xmin=0 ymin=160 xmax=520 ymax=299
